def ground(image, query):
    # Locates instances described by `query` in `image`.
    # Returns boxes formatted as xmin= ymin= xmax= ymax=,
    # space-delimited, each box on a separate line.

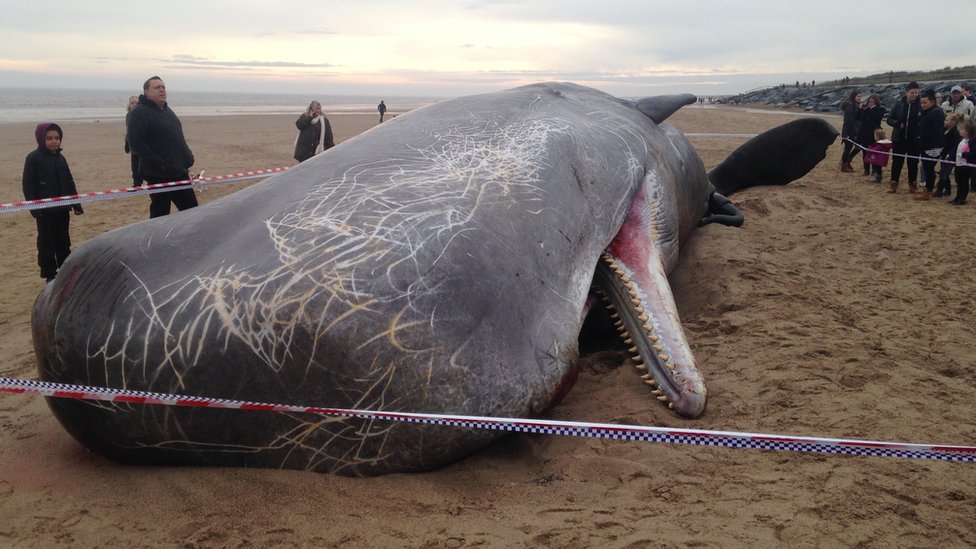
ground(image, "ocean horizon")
xmin=0 ymin=87 xmax=445 ymax=124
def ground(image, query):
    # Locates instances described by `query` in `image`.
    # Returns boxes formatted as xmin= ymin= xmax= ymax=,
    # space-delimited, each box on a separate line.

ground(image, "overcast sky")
xmin=0 ymin=0 xmax=950 ymax=98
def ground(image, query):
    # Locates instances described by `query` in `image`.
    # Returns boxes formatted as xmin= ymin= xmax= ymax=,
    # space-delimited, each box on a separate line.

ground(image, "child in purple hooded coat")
xmin=22 ymin=122 xmax=84 ymax=282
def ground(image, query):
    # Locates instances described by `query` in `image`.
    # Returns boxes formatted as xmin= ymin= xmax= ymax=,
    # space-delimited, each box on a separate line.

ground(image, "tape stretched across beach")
xmin=0 ymin=376 xmax=973 ymax=463
xmin=0 ymin=167 xmax=289 ymax=215
xmin=842 ymin=137 xmax=976 ymax=168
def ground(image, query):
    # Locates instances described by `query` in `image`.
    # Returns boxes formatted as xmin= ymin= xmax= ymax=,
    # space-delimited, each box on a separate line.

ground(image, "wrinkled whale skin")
xmin=32 ymin=82 xmax=833 ymax=475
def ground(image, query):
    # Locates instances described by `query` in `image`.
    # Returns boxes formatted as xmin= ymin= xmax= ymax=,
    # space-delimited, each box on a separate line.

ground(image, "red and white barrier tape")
xmin=0 ymin=376 xmax=972 ymax=463
xmin=842 ymin=137 xmax=976 ymax=168
xmin=0 ymin=167 xmax=289 ymax=215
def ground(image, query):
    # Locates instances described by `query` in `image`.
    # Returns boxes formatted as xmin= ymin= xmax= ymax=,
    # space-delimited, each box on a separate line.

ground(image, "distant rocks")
xmin=719 ymin=81 xmax=970 ymax=113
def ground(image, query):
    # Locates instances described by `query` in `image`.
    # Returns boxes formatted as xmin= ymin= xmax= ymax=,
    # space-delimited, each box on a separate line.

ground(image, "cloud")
xmin=163 ymin=55 xmax=338 ymax=70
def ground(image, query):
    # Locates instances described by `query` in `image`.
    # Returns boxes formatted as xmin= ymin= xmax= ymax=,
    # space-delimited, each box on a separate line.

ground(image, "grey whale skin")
xmin=32 ymin=82 xmax=837 ymax=475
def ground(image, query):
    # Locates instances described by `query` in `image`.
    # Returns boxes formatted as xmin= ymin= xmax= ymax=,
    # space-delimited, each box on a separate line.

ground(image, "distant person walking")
xmin=22 ymin=122 xmax=84 ymax=282
xmin=126 ymin=76 xmax=198 ymax=218
xmin=124 ymin=95 xmax=142 ymax=186
xmin=378 ymin=100 xmax=387 ymax=123
xmin=886 ymin=81 xmax=921 ymax=194
xmin=294 ymin=100 xmax=334 ymax=162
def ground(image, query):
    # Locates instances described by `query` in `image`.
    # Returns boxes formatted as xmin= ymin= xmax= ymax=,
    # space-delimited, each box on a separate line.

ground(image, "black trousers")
xmin=35 ymin=210 xmax=71 ymax=279
xmin=842 ymin=140 xmax=861 ymax=163
xmin=890 ymin=141 xmax=919 ymax=183
xmin=145 ymin=173 xmax=199 ymax=218
xmin=955 ymin=166 xmax=972 ymax=202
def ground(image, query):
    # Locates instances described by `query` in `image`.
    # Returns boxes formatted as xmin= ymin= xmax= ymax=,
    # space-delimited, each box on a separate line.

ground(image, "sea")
xmin=0 ymin=87 xmax=445 ymax=124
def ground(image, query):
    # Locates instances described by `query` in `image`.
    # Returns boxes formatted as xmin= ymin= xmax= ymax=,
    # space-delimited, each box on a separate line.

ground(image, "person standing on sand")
xmin=294 ymin=100 xmax=334 ymax=162
xmin=856 ymin=94 xmax=885 ymax=177
xmin=914 ymin=89 xmax=946 ymax=201
xmin=378 ymin=100 xmax=387 ymax=123
xmin=22 ymin=122 xmax=84 ymax=282
xmin=839 ymin=90 xmax=862 ymax=172
xmin=126 ymin=76 xmax=198 ymax=218
xmin=123 ymin=95 xmax=142 ymax=187
xmin=886 ymin=81 xmax=921 ymax=194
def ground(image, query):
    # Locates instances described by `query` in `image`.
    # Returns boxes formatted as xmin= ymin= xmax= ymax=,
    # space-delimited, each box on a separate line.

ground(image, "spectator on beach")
xmin=22 ymin=122 xmax=84 ymax=282
xmin=124 ymin=95 xmax=142 ymax=186
xmin=914 ymin=89 xmax=946 ymax=201
xmin=942 ymin=85 xmax=975 ymax=119
xmin=378 ymin=100 xmax=387 ymax=123
xmin=127 ymin=76 xmax=198 ymax=218
xmin=935 ymin=112 xmax=964 ymax=197
xmin=864 ymin=127 xmax=893 ymax=184
xmin=840 ymin=90 xmax=862 ymax=172
xmin=963 ymin=83 xmax=976 ymax=110
xmin=950 ymin=118 xmax=975 ymax=205
xmin=856 ymin=94 xmax=886 ymax=176
xmin=294 ymin=100 xmax=334 ymax=162
xmin=886 ymin=81 xmax=921 ymax=194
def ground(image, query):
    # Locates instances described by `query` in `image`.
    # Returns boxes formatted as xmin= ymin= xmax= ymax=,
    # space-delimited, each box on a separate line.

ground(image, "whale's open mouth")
xmin=592 ymin=252 xmax=707 ymax=418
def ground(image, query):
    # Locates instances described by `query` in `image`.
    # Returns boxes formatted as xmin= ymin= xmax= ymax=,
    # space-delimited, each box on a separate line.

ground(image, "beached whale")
xmin=32 ymin=83 xmax=837 ymax=475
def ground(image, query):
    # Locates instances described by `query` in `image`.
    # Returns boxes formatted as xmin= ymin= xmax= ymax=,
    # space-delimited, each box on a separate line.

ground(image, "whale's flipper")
xmin=708 ymin=117 xmax=839 ymax=196
xmin=634 ymin=94 xmax=697 ymax=124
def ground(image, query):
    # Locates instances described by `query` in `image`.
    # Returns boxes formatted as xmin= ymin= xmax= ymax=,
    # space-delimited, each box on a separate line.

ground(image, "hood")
xmin=34 ymin=122 xmax=63 ymax=148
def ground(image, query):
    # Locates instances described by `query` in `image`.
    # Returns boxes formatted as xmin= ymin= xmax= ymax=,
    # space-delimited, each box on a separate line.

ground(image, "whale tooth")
xmin=628 ymin=346 xmax=638 ymax=353
xmin=635 ymin=306 xmax=644 ymax=314
xmin=638 ymin=314 xmax=649 ymax=322
xmin=641 ymin=374 xmax=651 ymax=380
xmin=657 ymin=395 xmax=669 ymax=402
xmin=635 ymin=363 xmax=646 ymax=370
xmin=658 ymin=354 xmax=670 ymax=362
xmin=649 ymin=335 xmax=660 ymax=342
xmin=652 ymin=344 xmax=664 ymax=352
xmin=668 ymin=402 xmax=674 ymax=410
xmin=623 ymin=338 xmax=633 ymax=345
xmin=630 ymin=299 xmax=640 ymax=306
xmin=644 ymin=379 xmax=656 ymax=386
xmin=627 ymin=289 xmax=637 ymax=298
xmin=666 ymin=363 xmax=676 ymax=370
xmin=610 ymin=313 xmax=620 ymax=320
xmin=632 ymin=355 xmax=643 ymax=363
xmin=643 ymin=324 xmax=653 ymax=332
xmin=621 ymin=275 xmax=631 ymax=283
xmin=652 ymin=389 xmax=662 ymax=396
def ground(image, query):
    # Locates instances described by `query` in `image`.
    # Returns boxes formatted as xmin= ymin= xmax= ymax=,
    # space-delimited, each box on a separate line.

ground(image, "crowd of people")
xmin=22 ymin=76 xmax=200 ymax=282
xmin=840 ymin=81 xmax=976 ymax=204
xmin=22 ymin=75 xmax=389 ymax=283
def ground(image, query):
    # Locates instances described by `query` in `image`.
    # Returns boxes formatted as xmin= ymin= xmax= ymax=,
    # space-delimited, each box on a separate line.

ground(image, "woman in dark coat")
xmin=856 ymin=94 xmax=885 ymax=176
xmin=294 ymin=100 xmax=335 ymax=162
xmin=839 ymin=90 xmax=862 ymax=172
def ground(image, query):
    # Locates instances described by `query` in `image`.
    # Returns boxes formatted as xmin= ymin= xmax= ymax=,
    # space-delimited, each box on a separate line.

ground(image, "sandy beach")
xmin=0 ymin=106 xmax=974 ymax=547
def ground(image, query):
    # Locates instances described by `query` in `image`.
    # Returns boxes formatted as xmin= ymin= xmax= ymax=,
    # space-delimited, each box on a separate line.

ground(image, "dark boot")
xmin=887 ymin=181 xmax=898 ymax=194
xmin=908 ymin=181 xmax=919 ymax=194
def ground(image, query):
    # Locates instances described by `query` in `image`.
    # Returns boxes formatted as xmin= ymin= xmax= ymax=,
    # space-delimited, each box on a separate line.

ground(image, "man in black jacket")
xmin=885 ymin=81 xmax=921 ymax=194
xmin=127 ymin=76 xmax=198 ymax=218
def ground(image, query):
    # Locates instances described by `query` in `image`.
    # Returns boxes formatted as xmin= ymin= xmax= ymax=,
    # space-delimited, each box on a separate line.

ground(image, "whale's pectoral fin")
xmin=634 ymin=94 xmax=697 ymax=124
xmin=699 ymin=191 xmax=744 ymax=227
xmin=708 ymin=117 xmax=839 ymax=196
